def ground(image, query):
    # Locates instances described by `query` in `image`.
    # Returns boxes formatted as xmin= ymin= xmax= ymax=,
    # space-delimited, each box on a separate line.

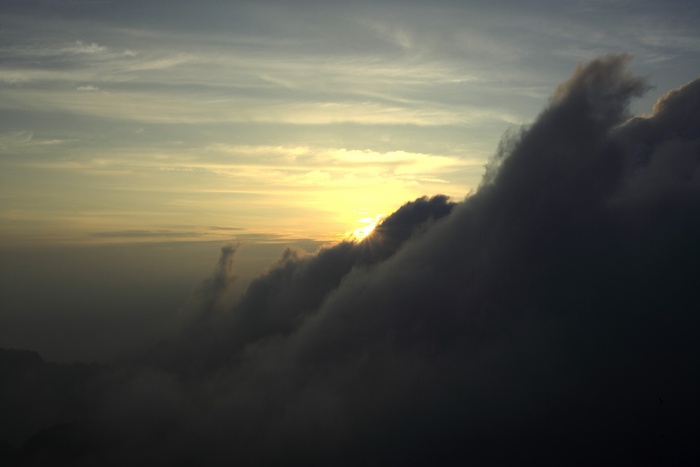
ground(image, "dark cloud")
xmin=149 ymin=195 xmax=456 ymax=376
xmin=177 ymin=243 xmax=238 ymax=330
xmin=0 ymin=348 xmax=103 ymax=449
xmin=3 ymin=55 xmax=700 ymax=465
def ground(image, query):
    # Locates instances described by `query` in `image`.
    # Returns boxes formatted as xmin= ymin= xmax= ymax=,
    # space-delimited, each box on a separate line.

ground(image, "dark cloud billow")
xmin=2 ymin=54 xmax=700 ymax=465
xmin=149 ymin=194 xmax=456 ymax=376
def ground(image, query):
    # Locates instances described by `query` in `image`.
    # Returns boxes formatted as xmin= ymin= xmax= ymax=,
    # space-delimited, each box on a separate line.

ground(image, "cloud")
xmin=90 ymin=229 xmax=201 ymax=239
xmin=177 ymin=243 xmax=238 ymax=331
xmin=76 ymin=85 xmax=99 ymax=92
xmin=3 ymin=55 xmax=700 ymax=465
xmin=0 ymin=131 xmax=77 ymax=153
xmin=65 ymin=41 xmax=106 ymax=55
xmin=151 ymin=195 xmax=456 ymax=375
xmin=0 ymin=348 xmax=103 ymax=447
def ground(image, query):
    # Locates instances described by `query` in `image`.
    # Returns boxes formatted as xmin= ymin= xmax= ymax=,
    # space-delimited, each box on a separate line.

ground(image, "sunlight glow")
xmin=350 ymin=214 xmax=383 ymax=242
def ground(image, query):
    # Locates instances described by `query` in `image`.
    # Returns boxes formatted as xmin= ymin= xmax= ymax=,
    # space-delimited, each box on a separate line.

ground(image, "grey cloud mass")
xmin=3 ymin=55 xmax=700 ymax=465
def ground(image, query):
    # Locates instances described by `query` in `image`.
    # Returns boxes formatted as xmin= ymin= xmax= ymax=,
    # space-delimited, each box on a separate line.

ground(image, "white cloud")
xmin=65 ymin=40 xmax=106 ymax=54
xmin=0 ymin=131 xmax=77 ymax=152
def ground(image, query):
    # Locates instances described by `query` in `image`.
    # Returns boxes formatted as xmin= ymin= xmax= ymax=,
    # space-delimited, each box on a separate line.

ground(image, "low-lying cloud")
xmin=2 ymin=54 xmax=700 ymax=466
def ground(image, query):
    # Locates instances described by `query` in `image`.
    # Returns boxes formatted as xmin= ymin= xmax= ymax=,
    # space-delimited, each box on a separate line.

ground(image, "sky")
xmin=1 ymin=0 xmax=699 ymax=245
xmin=1 ymin=2 xmax=700 ymax=465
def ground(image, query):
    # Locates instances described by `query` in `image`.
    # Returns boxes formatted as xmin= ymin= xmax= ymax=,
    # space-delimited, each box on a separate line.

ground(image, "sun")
xmin=352 ymin=222 xmax=376 ymax=241
xmin=349 ymin=214 xmax=383 ymax=242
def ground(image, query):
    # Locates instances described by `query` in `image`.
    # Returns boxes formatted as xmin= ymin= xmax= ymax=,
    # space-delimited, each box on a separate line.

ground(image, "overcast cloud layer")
xmin=2 ymin=55 xmax=700 ymax=465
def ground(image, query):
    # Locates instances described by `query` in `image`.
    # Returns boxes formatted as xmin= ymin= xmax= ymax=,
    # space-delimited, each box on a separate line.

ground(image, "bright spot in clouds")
xmin=350 ymin=214 xmax=383 ymax=242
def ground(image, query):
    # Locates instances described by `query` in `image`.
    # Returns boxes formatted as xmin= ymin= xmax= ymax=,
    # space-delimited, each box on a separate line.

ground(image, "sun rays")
xmin=349 ymin=214 xmax=384 ymax=243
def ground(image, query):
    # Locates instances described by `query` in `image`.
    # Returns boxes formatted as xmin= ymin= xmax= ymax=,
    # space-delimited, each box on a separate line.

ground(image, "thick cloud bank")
xmin=3 ymin=55 xmax=700 ymax=465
